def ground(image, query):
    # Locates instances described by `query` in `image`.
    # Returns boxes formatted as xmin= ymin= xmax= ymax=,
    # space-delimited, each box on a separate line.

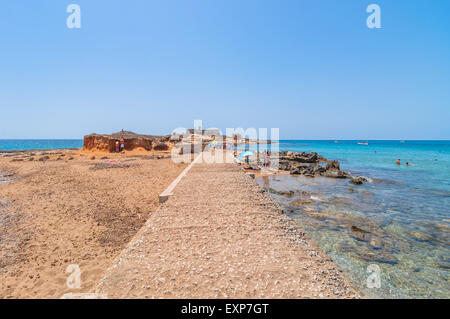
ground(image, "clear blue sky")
xmin=1 ymin=0 xmax=449 ymax=139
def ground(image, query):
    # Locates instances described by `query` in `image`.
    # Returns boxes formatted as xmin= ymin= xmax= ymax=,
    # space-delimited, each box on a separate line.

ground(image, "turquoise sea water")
xmin=0 ymin=140 xmax=83 ymax=151
xmin=256 ymin=140 xmax=449 ymax=298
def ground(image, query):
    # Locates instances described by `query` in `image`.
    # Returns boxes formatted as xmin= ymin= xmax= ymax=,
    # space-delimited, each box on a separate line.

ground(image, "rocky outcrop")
xmin=326 ymin=160 xmax=340 ymax=171
xmin=153 ymin=142 xmax=169 ymax=151
xmin=350 ymin=176 xmax=368 ymax=185
xmin=83 ymin=131 xmax=172 ymax=152
xmin=278 ymin=151 xmax=350 ymax=178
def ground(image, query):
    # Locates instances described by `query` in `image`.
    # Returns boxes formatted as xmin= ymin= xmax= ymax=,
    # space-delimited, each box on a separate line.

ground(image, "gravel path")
xmin=95 ymin=156 xmax=359 ymax=298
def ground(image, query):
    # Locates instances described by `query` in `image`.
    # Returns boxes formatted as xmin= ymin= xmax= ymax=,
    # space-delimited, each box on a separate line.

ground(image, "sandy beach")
xmin=0 ymin=149 xmax=187 ymax=298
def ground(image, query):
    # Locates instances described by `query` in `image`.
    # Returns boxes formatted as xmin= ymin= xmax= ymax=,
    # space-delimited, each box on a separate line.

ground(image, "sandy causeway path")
xmin=96 ymin=154 xmax=359 ymax=298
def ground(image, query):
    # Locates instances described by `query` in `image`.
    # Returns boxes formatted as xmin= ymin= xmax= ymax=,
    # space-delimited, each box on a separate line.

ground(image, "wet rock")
xmin=281 ymin=151 xmax=321 ymax=163
xmin=313 ymin=166 xmax=326 ymax=174
xmin=350 ymin=225 xmax=369 ymax=241
xmin=369 ymin=236 xmax=383 ymax=249
xmin=411 ymin=231 xmax=433 ymax=242
xmin=350 ymin=177 xmax=367 ymax=185
xmin=355 ymin=250 xmax=397 ymax=265
xmin=326 ymin=160 xmax=340 ymax=171
xmin=278 ymin=160 xmax=292 ymax=171
xmin=324 ymin=171 xmax=348 ymax=179
xmin=268 ymin=189 xmax=295 ymax=198
xmin=290 ymin=199 xmax=313 ymax=207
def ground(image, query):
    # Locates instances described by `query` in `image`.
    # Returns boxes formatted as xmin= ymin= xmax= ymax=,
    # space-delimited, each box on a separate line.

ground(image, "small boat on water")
xmin=357 ymin=142 xmax=369 ymax=145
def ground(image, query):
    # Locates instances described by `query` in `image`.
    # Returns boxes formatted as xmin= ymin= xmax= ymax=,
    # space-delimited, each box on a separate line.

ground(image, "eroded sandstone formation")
xmin=83 ymin=131 xmax=172 ymax=152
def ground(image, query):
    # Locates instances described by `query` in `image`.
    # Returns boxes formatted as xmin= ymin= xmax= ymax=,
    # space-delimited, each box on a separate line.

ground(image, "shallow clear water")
xmin=0 ymin=139 xmax=83 ymax=151
xmin=256 ymin=140 xmax=449 ymax=298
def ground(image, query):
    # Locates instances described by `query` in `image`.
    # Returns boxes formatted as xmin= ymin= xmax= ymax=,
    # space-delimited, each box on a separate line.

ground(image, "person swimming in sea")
xmin=406 ymin=162 xmax=414 ymax=166
xmin=396 ymin=159 xmax=401 ymax=165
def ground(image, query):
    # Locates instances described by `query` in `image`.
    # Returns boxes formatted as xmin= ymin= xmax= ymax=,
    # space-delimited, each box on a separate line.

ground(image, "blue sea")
xmin=0 ymin=140 xmax=83 ymax=151
xmin=255 ymin=140 xmax=450 ymax=298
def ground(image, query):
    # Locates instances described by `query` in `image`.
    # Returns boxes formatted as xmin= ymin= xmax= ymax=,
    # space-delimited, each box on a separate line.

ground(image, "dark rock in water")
xmin=282 ymin=207 xmax=296 ymax=215
xmin=369 ymin=236 xmax=383 ymax=249
xmin=326 ymin=160 xmax=340 ymax=171
xmin=340 ymin=242 xmax=397 ymax=265
xmin=356 ymin=250 xmax=398 ymax=265
xmin=313 ymin=166 xmax=326 ymax=174
xmin=411 ymin=231 xmax=433 ymax=242
xmin=278 ymin=151 xmax=350 ymax=179
xmin=325 ymin=171 xmax=348 ymax=179
xmin=350 ymin=176 xmax=367 ymax=185
xmin=281 ymin=151 xmax=320 ymax=163
xmin=349 ymin=188 xmax=355 ymax=193
xmin=278 ymin=161 xmax=291 ymax=171
xmin=350 ymin=225 xmax=369 ymax=241
xmin=290 ymin=198 xmax=313 ymax=207
xmin=268 ymin=188 xmax=295 ymax=198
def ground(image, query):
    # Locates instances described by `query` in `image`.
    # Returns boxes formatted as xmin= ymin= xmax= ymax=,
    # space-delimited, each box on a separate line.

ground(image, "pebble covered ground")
xmin=96 ymin=157 xmax=359 ymax=298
